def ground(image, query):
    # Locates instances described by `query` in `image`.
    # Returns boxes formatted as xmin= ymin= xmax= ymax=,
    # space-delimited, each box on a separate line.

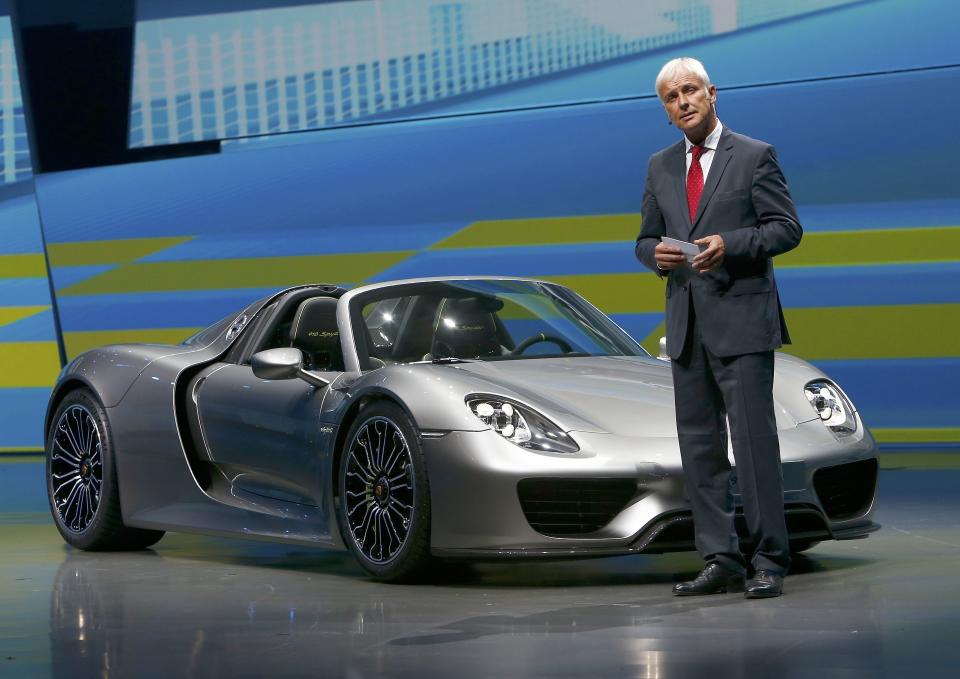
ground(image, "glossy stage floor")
xmin=2 ymin=452 xmax=958 ymax=679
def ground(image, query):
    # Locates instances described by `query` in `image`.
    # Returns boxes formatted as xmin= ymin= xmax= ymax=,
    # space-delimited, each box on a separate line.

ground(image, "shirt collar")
xmin=685 ymin=120 xmax=723 ymax=154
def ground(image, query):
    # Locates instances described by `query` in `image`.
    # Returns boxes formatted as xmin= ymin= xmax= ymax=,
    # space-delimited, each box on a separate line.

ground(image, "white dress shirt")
xmin=684 ymin=120 xmax=723 ymax=185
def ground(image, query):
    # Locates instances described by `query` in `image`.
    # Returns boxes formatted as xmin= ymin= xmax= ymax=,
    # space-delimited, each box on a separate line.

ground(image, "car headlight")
xmin=466 ymin=395 xmax=580 ymax=453
xmin=804 ymin=380 xmax=857 ymax=436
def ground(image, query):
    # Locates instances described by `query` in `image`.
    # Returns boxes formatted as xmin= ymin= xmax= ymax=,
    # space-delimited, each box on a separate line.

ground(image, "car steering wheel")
xmin=511 ymin=333 xmax=574 ymax=355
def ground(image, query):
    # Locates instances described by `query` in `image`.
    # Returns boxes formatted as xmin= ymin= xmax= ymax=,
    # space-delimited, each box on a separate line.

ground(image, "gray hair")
xmin=655 ymin=57 xmax=712 ymax=99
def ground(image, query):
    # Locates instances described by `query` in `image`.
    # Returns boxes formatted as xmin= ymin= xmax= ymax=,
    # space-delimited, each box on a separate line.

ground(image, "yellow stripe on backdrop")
xmin=431 ymin=214 xmax=642 ymax=249
xmin=63 ymin=328 xmax=202 ymax=359
xmin=873 ymin=428 xmax=960 ymax=444
xmin=0 ymin=306 xmax=49 ymax=327
xmin=0 ymin=254 xmax=48 ymax=278
xmin=46 ymin=236 xmax=195 ymax=266
xmin=58 ymin=251 xmax=415 ymax=295
xmin=0 ymin=342 xmax=61 ymax=387
xmin=631 ymin=305 xmax=960 ymax=360
xmin=426 ymin=215 xmax=959 ymax=268
xmin=777 ymin=226 xmax=960 ymax=267
xmin=544 ymin=273 xmax=666 ymax=313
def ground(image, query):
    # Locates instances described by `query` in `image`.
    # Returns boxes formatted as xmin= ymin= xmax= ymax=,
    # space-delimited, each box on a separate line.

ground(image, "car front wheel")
xmin=46 ymin=389 xmax=164 ymax=551
xmin=337 ymin=401 xmax=432 ymax=581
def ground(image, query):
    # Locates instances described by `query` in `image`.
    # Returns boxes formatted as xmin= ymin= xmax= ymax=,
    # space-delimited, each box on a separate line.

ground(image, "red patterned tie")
xmin=687 ymin=145 xmax=705 ymax=221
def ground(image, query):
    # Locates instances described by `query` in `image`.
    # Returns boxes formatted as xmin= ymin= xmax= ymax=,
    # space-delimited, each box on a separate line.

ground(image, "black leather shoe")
xmin=744 ymin=570 xmax=784 ymax=598
xmin=672 ymin=563 xmax=745 ymax=596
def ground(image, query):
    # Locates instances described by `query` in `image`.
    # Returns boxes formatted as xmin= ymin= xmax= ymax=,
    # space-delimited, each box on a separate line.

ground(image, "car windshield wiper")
xmin=430 ymin=357 xmax=476 ymax=364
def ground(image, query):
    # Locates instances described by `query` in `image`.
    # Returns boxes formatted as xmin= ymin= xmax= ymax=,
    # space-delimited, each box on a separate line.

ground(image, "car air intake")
xmin=517 ymin=478 xmax=638 ymax=536
xmin=813 ymin=458 xmax=879 ymax=520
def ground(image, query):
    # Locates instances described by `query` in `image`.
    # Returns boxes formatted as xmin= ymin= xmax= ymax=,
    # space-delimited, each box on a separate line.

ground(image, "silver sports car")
xmin=45 ymin=277 xmax=879 ymax=580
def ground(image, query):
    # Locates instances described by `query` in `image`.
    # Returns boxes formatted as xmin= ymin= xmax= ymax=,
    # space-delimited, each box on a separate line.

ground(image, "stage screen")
xmin=128 ymin=0 xmax=877 ymax=147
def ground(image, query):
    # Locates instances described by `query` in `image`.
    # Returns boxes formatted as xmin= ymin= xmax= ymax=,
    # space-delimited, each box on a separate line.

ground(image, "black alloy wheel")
xmin=49 ymin=403 xmax=103 ymax=533
xmin=337 ymin=401 xmax=431 ymax=581
xmin=46 ymin=390 xmax=164 ymax=551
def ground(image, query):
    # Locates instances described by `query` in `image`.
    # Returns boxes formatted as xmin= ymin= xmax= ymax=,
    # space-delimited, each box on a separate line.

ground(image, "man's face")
xmin=658 ymin=72 xmax=717 ymax=141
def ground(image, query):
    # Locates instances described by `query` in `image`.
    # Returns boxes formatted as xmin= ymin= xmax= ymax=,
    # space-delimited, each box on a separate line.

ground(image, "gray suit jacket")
xmin=635 ymin=127 xmax=802 ymax=358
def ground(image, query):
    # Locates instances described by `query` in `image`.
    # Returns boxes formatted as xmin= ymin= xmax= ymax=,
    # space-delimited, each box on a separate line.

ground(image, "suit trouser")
xmin=671 ymin=300 xmax=791 ymax=576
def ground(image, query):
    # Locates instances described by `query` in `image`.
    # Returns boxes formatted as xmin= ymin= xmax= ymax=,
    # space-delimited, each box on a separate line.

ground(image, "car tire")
xmin=336 ymin=401 xmax=432 ymax=581
xmin=46 ymin=389 xmax=165 ymax=551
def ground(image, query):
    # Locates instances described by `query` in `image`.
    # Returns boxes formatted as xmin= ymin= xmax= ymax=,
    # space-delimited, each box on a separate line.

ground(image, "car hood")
xmin=445 ymin=356 xmax=681 ymax=437
xmin=436 ymin=355 xmax=800 ymax=436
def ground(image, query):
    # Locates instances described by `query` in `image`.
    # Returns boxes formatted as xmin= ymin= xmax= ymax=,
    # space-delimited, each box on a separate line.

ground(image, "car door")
xmin=192 ymin=362 xmax=340 ymax=508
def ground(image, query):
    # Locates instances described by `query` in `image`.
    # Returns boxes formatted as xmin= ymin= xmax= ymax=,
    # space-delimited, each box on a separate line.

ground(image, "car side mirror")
xmin=251 ymin=348 xmax=329 ymax=387
xmin=658 ymin=336 xmax=669 ymax=362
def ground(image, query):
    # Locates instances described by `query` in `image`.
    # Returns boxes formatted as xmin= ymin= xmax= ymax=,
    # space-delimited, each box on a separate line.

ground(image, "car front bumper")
xmin=423 ymin=420 xmax=880 ymax=558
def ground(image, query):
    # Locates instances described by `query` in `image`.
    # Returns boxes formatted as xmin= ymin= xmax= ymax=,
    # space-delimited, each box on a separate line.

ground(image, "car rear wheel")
xmin=46 ymin=389 xmax=165 ymax=551
xmin=337 ymin=402 xmax=432 ymax=581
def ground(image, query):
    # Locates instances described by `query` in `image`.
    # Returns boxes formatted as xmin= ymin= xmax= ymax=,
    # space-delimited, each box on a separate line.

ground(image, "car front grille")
xmin=813 ymin=458 xmax=879 ymax=520
xmin=517 ymin=478 xmax=638 ymax=536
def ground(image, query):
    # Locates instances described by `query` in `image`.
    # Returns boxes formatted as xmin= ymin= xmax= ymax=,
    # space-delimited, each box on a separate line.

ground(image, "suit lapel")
xmin=691 ymin=128 xmax=735 ymax=232
xmin=667 ymin=141 xmax=691 ymax=235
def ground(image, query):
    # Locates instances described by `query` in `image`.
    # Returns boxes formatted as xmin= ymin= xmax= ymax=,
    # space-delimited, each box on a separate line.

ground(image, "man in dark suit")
xmin=635 ymin=57 xmax=802 ymax=598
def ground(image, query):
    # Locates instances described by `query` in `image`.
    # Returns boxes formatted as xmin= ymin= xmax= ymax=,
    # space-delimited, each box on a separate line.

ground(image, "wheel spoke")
xmin=347 ymin=498 xmax=373 ymax=518
xmin=80 ymin=413 xmax=94 ymax=456
xmin=376 ymin=422 xmax=388 ymax=471
xmin=382 ymin=432 xmax=404 ymax=476
xmin=83 ymin=486 xmax=96 ymax=524
xmin=382 ymin=510 xmax=403 ymax=552
xmin=387 ymin=503 xmax=410 ymax=523
xmin=356 ymin=430 xmax=377 ymax=477
xmin=390 ymin=498 xmax=413 ymax=512
xmin=61 ymin=482 xmax=83 ymax=523
xmin=386 ymin=469 xmax=409 ymax=484
xmin=75 ymin=486 xmax=87 ymax=528
xmin=54 ymin=474 xmax=82 ymax=495
xmin=345 ymin=471 xmax=369 ymax=484
xmin=54 ymin=437 xmax=83 ymax=465
xmin=357 ymin=504 xmax=376 ymax=545
xmin=52 ymin=470 xmax=80 ymax=481
xmin=65 ymin=411 xmax=85 ymax=458
xmin=350 ymin=452 xmax=374 ymax=483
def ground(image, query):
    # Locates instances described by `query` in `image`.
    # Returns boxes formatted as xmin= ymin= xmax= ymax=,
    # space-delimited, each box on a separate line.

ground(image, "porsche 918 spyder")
xmin=45 ymin=277 xmax=879 ymax=580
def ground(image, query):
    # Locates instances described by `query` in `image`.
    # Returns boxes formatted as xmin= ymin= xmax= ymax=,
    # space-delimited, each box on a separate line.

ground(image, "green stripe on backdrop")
xmin=0 ymin=342 xmax=62 ymax=387
xmin=544 ymin=272 xmax=666 ymax=313
xmin=432 ymin=214 xmax=642 ymax=249
xmin=0 ymin=306 xmax=49 ymax=327
xmin=872 ymin=428 xmax=960 ymax=444
xmin=777 ymin=226 xmax=960 ymax=267
xmin=63 ymin=328 xmax=202 ymax=359
xmin=426 ymin=217 xmax=959 ymax=267
xmin=46 ymin=236 xmax=195 ymax=266
xmin=58 ymin=251 xmax=414 ymax=295
xmin=0 ymin=254 xmax=47 ymax=278
xmin=633 ymin=306 xmax=960 ymax=360
xmin=784 ymin=304 xmax=960 ymax=359
xmin=879 ymin=453 xmax=960 ymax=469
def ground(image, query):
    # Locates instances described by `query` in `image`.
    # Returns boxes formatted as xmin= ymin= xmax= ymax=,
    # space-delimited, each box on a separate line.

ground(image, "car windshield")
xmin=354 ymin=280 xmax=647 ymax=366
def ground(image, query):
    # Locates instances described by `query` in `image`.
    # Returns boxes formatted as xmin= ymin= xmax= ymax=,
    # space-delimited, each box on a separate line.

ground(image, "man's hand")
xmin=692 ymin=234 xmax=725 ymax=273
xmin=654 ymin=242 xmax=686 ymax=271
